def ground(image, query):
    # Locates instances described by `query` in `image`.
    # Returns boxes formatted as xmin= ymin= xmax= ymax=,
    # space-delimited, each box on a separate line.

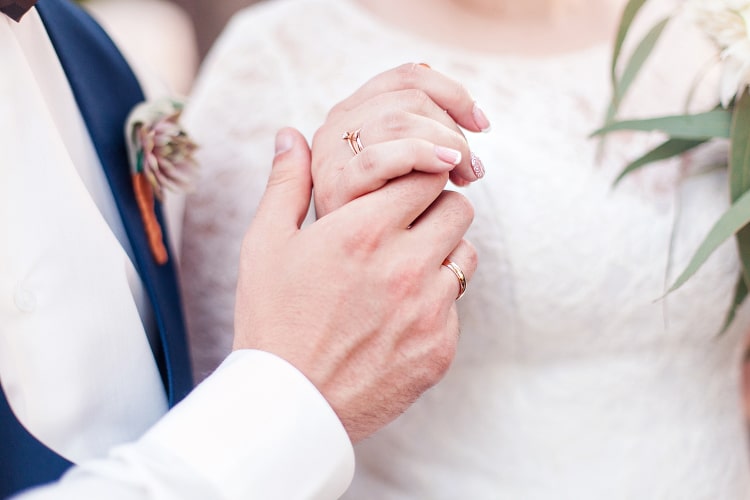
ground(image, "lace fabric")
xmin=181 ymin=0 xmax=750 ymax=497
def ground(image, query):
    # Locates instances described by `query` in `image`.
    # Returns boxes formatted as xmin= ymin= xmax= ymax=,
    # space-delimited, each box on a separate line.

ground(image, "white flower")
xmin=685 ymin=0 xmax=750 ymax=105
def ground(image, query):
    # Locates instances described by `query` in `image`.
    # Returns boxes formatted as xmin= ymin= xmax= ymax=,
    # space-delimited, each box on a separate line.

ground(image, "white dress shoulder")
xmin=181 ymin=0 xmax=750 ymax=498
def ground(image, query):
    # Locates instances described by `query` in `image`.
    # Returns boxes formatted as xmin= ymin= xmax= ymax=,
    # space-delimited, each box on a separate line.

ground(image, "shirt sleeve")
xmin=14 ymin=350 xmax=355 ymax=500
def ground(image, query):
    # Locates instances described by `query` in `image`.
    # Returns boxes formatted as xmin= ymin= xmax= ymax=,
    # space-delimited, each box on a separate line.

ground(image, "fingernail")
xmin=435 ymin=145 xmax=462 ymax=166
xmin=418 ymin=62 xmax=431 ymax=69
xmin=275 ymin=129 xmax=293 ymax=156
xmin=470 ymin=152 xmax=485 ymax=179
xmin=472 ymin=102 xmax=492 ymax=133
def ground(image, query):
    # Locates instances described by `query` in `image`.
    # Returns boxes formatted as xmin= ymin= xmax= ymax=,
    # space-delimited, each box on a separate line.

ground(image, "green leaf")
xmin=600 ymin=0 xmax=653 ymax=157
xmin=602 ymin=0 xmax=651 ymax=132
xmin=592 ymin=108 xmax=732 ymax=139
xmin=719 ymin=273 xmax=747 ymax=335
xmin=610 ymin=17 xmax=670 ymax=117
xmin=613 ymin=138 xmax=708 ymax=185
xmin=729 ymin=91 xmax=750 ymax=295
xmin=668 ymin=188 xmax=750 ymax=293
xmin=136 ymin=149 xmax=144 ymax=174
xmin=611 ymin=0 xmax=649 ymax=86
xmin=730 ymin=92 xmax=750 ymax=201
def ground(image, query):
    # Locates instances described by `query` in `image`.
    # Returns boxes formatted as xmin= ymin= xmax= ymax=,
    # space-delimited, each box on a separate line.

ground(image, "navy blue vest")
xmin=0 ymin=0 xmax=193 ymax=496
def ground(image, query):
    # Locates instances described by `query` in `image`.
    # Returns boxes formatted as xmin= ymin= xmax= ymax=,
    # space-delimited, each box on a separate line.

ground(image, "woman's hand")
xmin=311 ymin=63 xmax=490 ymax=217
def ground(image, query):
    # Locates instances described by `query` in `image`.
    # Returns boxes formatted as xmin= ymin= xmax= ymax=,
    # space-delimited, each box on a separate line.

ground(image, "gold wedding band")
xmin=442 ymin=259 xmax=467 ymax=301
xmin=342 ymin=129 xmax=364 ymax=156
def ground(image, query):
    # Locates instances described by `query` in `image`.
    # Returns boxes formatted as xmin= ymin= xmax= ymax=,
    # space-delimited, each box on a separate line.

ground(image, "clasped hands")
xmin=233 ymin=64 xmax=485 ymax=442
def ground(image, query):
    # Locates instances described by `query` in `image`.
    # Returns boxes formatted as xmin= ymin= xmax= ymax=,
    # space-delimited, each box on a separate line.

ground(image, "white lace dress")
xmin=180 ymin=0 xmax=750 ymax=498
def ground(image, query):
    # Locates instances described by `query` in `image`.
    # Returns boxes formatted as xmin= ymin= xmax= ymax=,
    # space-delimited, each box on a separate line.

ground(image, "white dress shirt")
xmin=1 ymin=9 xmax=353 ymax=499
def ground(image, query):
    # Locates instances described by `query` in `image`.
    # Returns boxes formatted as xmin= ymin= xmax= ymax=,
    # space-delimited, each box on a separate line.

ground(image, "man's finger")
xmin=407 ymin=189 xmax=475 ymax=263
xmin=324 ymin=139 xmax=459 ymax=212
xmin=352 ymin=111 xmax=479 ymax=184
xmin=253 ymin=127 xmax=313 ymax=234
xmin=348 ymin=172 xmax=449 ymax=230
xmin=439 ymin=239 xmax=478 ymax=303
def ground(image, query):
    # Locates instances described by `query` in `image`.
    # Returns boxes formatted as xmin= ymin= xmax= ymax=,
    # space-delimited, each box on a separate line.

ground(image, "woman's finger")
xmin=335 ymin=110 xmax=480 ymax=186
xmin=315 ymin=139 xmax=461 ymax=215
xmin=348 ymin=88 xmax=469 ymax=139
xmin=332 ymin=63 xmax=492 ymax=134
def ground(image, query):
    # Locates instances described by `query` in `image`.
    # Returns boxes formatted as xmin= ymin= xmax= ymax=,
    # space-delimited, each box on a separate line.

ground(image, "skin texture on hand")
xmin=233 ymin=128 xmax=477 ymax=442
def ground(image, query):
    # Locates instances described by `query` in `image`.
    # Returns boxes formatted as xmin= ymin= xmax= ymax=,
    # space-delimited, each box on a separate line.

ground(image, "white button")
xmin=14 ymin=287 xmax=37 ymax=313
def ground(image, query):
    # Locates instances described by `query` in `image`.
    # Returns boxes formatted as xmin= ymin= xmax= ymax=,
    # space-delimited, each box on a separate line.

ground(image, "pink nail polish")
xmin=435 ymin=145 xmax=462 ymax=166
xmin=471 ymin=152 xmax=485 ymax=179
xmin=472 ymin=102 xmax=492 ymax=133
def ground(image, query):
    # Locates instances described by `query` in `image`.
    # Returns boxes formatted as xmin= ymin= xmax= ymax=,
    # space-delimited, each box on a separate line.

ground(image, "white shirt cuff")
xmin=138 ymin=349 xmax=355 ymax=499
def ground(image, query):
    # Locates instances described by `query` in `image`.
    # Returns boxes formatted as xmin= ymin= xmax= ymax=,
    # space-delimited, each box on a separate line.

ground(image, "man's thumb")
xmin=254 ymin=127 xmax=312 ymax=232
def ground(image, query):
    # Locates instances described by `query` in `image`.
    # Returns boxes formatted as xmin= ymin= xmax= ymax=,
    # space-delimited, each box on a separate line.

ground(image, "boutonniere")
xmin=125 ymin=97 xmax=198 ymax=265
xmin=593 ymin=0 xmax=750 ymax=331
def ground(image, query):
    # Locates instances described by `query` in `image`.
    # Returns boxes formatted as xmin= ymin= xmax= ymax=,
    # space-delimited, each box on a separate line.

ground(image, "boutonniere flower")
xmin=125 ymin=97 xmax=198 ymax=265
xmin=594 ymin=0 xmax=750 ymax=330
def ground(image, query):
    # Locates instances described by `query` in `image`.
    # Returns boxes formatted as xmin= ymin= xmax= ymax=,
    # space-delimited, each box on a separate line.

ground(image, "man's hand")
xmin=233 ymin=128 xmax=477 ymax=442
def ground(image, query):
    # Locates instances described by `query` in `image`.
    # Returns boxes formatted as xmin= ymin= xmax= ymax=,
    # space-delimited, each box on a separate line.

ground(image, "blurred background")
xmin=170 ymin=0 xmax=261 ymax=58
xmin=80 ymin=0 xmax=261 ymax=95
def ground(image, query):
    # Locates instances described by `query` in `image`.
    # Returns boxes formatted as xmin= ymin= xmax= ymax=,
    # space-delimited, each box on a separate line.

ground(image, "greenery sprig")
xmin=594 ymin=0 xmax=750 ymax=330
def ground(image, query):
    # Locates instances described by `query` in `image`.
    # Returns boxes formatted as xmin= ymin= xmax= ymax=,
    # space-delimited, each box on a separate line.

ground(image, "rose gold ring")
xmin=342 ymin=129 xmax=364 ymax=156
xmin=442 ymin=259 xmax=467 ymax=301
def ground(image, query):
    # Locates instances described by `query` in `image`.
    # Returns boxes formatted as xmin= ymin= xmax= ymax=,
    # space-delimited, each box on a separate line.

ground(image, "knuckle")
xmin=456 ymin=193 xmax=475 ymax=222
xmin=327 ymin=98 xmax=351 ymax=119
xmin=405 ymin=141 xmax=422 ymax=169
xmin=451 ymin=81 xmax=472 ymax=106
xmin=448 ymin=128 xmax=470 ymax=148
xmin=341 ymin=223 xmax=385 ymax=256
xmin=404 ymin=88 xmax=432 ymax=111
xmin=427 ymin=333 xmax=457 ymax=380
xmin=357 ymin=147 xmax=377 ymax=173
xmin=265 ymin=165 xmax=296 ymax=190
xmin=385 ymin=260 xmax=423 ymax=300
xmin=381 ymin=108 xmax=410 ymax=135
xmin=443 ymin=191 xmax=475 ymax=223
xmin=464 ymin=240 xmax=479 ymax=272
xmin=394 ymin=62 xmax=422 ymax=88
xmin=311 ymin=126 xmax=326 ymax=151
xmin=314 ymin=188 xmax=336 ymax=215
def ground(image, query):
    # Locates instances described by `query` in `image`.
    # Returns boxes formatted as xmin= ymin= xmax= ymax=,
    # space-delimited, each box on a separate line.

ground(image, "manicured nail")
xmin=435 ymin=145 xmax=462 ymax=166
xmin=418 ymin=62 xmax=431 ymax=69
xmin=275 ymin=129 xmax=293 ymax=156
xmin=472 ymin=102 xmax=492 ymax=133
xmin=470 ymin=152 xmax=485 ymax=179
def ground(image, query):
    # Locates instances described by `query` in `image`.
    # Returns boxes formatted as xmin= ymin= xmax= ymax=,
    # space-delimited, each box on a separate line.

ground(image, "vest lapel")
xmin=36 ymin=0 xmax=193 ymax=405
xmin=1 ymin=1 xmax=194 ymax=494
xmin=0 ymin=388 xmax=72 ymax=497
